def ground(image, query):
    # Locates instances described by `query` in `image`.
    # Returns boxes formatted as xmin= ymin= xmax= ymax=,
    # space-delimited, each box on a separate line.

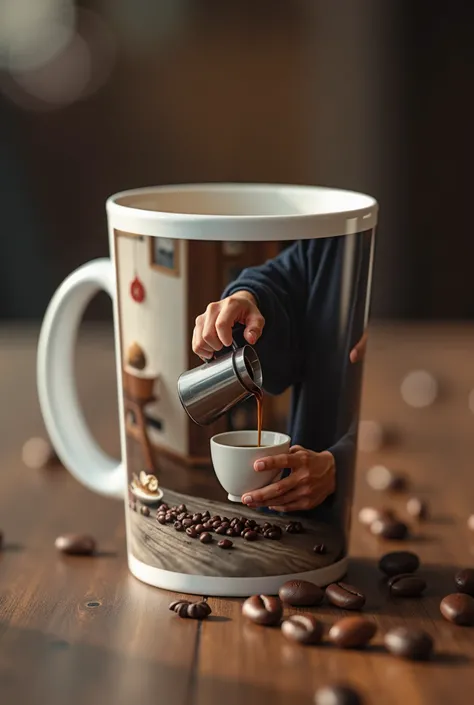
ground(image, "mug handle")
xmin=37 ymin=258 xmax=124 ymax=499
xmin=204 ymin=339 xmax=238 ymax=363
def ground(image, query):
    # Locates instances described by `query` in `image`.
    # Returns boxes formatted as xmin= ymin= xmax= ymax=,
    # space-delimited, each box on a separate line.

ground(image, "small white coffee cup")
xmin=210 ymin=430 xmax=291 ymax=502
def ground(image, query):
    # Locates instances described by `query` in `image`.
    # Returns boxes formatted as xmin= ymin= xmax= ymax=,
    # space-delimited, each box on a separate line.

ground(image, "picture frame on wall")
xmin=149 ymin=237 xmax=180 ymax=276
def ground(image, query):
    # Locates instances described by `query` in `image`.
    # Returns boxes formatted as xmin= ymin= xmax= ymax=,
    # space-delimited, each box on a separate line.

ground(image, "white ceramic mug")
xmin=37 ymin=183 xmax=378 ymax=597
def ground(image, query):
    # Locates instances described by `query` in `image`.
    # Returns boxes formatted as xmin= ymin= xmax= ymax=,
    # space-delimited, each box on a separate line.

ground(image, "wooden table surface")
xmin=1 ymin=323 xmax=474 ymax=705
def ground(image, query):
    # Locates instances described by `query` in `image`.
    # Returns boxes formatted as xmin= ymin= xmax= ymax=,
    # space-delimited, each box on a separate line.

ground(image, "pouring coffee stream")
xmin=177 ymin=341 xmax=264 ymax=444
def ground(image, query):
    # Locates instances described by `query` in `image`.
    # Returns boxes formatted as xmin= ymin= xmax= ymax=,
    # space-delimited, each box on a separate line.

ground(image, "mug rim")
xmin=106 ymin=183 xmax=378 ymax=241
xmin=210 ymin=430 xmax=291 ymax=448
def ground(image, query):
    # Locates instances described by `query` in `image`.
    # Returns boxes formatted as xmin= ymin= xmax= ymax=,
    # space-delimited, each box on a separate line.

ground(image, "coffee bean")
xmin=406 ymin=497 xmax=428 ymax=520
xmin=221 ymin=516 xmax=230 ymax=523
xmin=174 ymin=521 xmax=184 ymax=532
xmin=55 ymin=534 xmax=96 ymax=556
xmin=279 ymin=580 xmax=324 ymax=607
xmin=281 ymin=614 xmax=323 ymax=644
xmin=211 ymin=515 xmax=221 ymax=523
xmin=186 ymin=527 xmax=198 ymax=539
xmin=440 ymin=593 xmax=474 ymax=626
xmin=366 ymin=465 xmax=406 ymax=492
xmin=159 ymin=503 xmax=169 ymax=512
xmin=176 ymin=504 xmax=186 ymax=513
xmin=202 ymin=510 xmax=210 ymax=519
xmin=285 ymin=521 xmax=303 ymax=534
xmin=195 ymin=524 xmax=206 ymax=534
xmin=168 ymin=512 xmax=178 ymax=522
xmin=157 ymin=514 xmax=167 ymax=525
xmin=328 ymin=616 xmax=377 ymax=648
xmin=245 ymin=519 xmax=256 ymax=528
xmin=230 ymin=518 xmax=238 ymax=527
xmin=169 ymin=600 xmax=211 ymax=620
xmin=326 ymin=582 xmax=366 ymax=610
xmin=455 ymin=568 xmax=474 ymax=596
xmin=234 ymin=521 xmax=244 ymax=533
xmin=177 ymin=512 xmax=187 ymax=521
xmin=313 ymin=543 xmax=326 ymax=554
xmin=199 ymin=532 xmax=213 ymax=544
xmin=215 ymin=525 xmax=228 ymax=535
xmin=384 ymin=626 xmax=433 ymax=660
xmin=379 ymin=551 xmax=419 ymax=576
xmin=242 ymin=595 xmax=282 ymax=626
xmin=22 ymin=436 xmax=58 ymax=469
xmin=263 ymin=522 xmax=272 ymax=530
xmin=202 ymin=521 xmax=214 ymax=531
xmin=193 ymin=513 xmax=202 ymax=522
xmin=220 ymin=522 xmax=230 ymax=530
xmin=164 ymin=514 xmax=174 ymax=524
xmin=314 ymin=684 xmax=364 ymax=705
xmin=265 ymin=529 xmax=282 ymax=540
xmin=212 ymin=520 xmax=222 ymax=529
xmin=243 ymin=530 xmax=258 ymax=542
xmin=169 ymin=600 xmax=190 ymax=618
xmin=140 ymin=505 xmax=150 ymax=517
xmin=226 ymin=528 xmax=237 ymax=537
xmin=182 ymin=518 xmax=194 ymax=529
xmin=370 ymin=517 xmax=408 ymax=540
xmin=217 ymin=539 xmax=233 ymax=549
xmin=388 ymin=574 xmax=426 ymax=597
xmin=358 ymin=507 xmax=395 ymax=526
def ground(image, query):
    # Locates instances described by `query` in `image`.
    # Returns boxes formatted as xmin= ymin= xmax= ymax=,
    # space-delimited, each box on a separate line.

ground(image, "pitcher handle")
xmin=204 ymin=339 xmax=238 ymax=364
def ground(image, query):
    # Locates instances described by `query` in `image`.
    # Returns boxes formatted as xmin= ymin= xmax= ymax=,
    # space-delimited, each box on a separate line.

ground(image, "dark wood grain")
xmin=2 ymin=324 xmax=474 ymax=705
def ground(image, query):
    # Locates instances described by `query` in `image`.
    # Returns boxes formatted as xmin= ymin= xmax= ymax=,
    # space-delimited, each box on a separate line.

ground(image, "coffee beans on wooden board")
xmin=217 ymin=539 xmax=233 ymax=549
xmin=369 ymin=517 xmax=408 ymax=540
xmin=279 ymin=580 xmax=325 ymax=607
xmin=285 ymin=521 xmax=304 ymax=534
xmin=328 ymin=616 xmax=376 ymax=649
xmin=22 ymin=436 xmax=59 ymax=469
xmin=140 ymin=505 xmax=150 ymax=517
xmin=199 ymin=532 xmax=213 ymax=544
xmin=366 ymin=465 xmax=406 ymax=492
xmin=55 ymin=534 xmax=96 ymax=556
xmin=281 ymin=614 xmax=323 ymax=645
xmin=326 ymin=583 xmax=366 ymax=610
xmin=440 ymin=593 xmax=474 ymax=626
xmin=455 ymin=568 xmax=474 ymax=596
xmin=388 ymin=574 xmax=426 ymax=597
xmin=242 ymin=595 xmax=282 ymax=626
xmin=314 ymin=683 xmax=364 ymax=705
xmin=169 ymin=600 xmax=211 ymax=620
xmin=406 ymin=497 xmax=429 ymax=520
xmin=384 ymin=626 xmax=433 ymax=660
xmin=378 ymin=551 xmax=420 ymax=576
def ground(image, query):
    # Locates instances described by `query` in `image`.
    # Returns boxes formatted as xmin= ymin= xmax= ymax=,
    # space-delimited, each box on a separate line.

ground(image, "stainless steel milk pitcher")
xmin=177 ymin=342 xmax=263 ymax=426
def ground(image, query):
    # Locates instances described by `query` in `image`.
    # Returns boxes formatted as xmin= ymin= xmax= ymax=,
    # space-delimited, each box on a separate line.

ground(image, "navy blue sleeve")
xmin=222 ymin=242 xmax=309 ymax=395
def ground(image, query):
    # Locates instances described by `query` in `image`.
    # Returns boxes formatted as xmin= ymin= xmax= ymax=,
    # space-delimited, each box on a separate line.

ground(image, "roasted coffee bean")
xmin=220 ymin=522 xmax=230 ymax=530
xmin=55 ymin=534 xmax=96 ymax=556
xmin=168 ymin=512 xmax=178 ymax=522
xmin=195 ymin=524 xmax=206 ymax=534
xmin=406 ymin=497 xmax=428 ymax=520
xmin=384 ymin=626 xmax=433 ymax=660
xmin=243 ymin=529 xmax=258 ymax=542
xmin=212 ymin=520 xmax=222 ymax=529
xmin=169 ymin=599 xmax=211 ymax=620
xmin=199 ymin=532 xmax=213 ymax=544
xmin=313 ymin=543 xmax=326 ymax=554
xmin=177 ymin=512 xmax=187 ymax=522
xmin=370 ymin=517 xmax=408 ymax=540
xmin=326 ymin=582 xmax=366 ymax=610
xmin=192 ymin=513 xmax=202 ymax=522
xmin=358 ymin=506 xmax=395 ymax=526
xmin=285 ymin=521 xmax=303 ymax=534
xmin=234 ymin=521 xmax=244 ymax=534
xmin=202 ymin=510 xmax=210 ymax=519
xmin=314 ymin=684 xmax=364 ymax=705
xmin=174 ymin=521 xmax=184 ymax=532
xmin=140 ymin=505 xmax=150 ymax=517
xmin=182 ymin=518 xmax=194 ymax=528
xmin=440 ymin=593 xmax=474 ymax=626
xmin=388 ymin=573 xmax=426 ymax=597
xmin=222 ymin=516 xmax=230 ymax=523
xmin=176 ymin=503 xmax=186 ymax=513
xmin=211 ymin=515 xmax=221 ymax=523
xmin=164 ymin=514 xmax=174 ymax=524
xmin=186 ymin=527 xmax=198 ymax=539
xmin=245 ymin=519 xmax=256 ymax=528
xmin=328 ymin=616 xmax=377 ymax=648
xmin=366 ymin=464 xmax=406 ymax=492
xmin=226 ymin=528 xmax=238 ymax=537
xmin=279 ymin=580 xmax=324 ymax=606
xmin=281 ymin=614 xmax=323 ymax=644
xmin=159 ymin=503 xmax=169 ymax=512
xmin=157 ymin=514 xmax=167 ymax=525
xmin=242 ymin=595 xmax=282 ymax=626
xmin=215 ymin=525 xmax=228 ymax=535
xmin=217 ymin=539 xmax=233 ymax=549
xmin=263 ymin=522 xmax=272 ymax=530
xmin=265 ymin=530 xmax=282 ymax=540
xmin=230 ymin=518 xmax=238 ymax=527
xmin=378 ymin=550 xmax=420 ymax=577
xmin=202 ymin=521 xmax=214 ymax=531
xmin=455 ymin=568 xmax=474 ymax=596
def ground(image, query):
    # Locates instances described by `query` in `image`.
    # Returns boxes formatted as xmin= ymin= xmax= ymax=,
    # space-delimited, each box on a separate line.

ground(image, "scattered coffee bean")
xmin=217 ymin=539 xmax=233 ymax=549
xmin=202 ymin=511 xmax=210 ymax=519
xmin=160 ymin=503 xmax=169 ymax=512
xmin=226 ymin=528 xmax=237 ymax=537
xmin=202 ymin=521 xmax=214 ymax=531
xmin=326 ymin=582 xmax=366 ymax=610
xmin=328 ymin=616 xmax=376 ymax=649
xmin=186 ymin=527 xmax=198 ymax=539
xmin=195 ymin=524 xmax=206 ymax=534
xmin=169 ymin=599 xmax=211 ymax=620
xmin=199 ymin=532 xmax=213 ymax=544
xmin=174 ymin=521 xmax=184 ymax=532
xmin=263 ymin=522 xmax=272 ymax=530
xmin=211 ymin=515 xmax=221 ymax=523
xmin=164 ymin=514 xmax=174 ymax=524
xmin=176 ymin=504 xmax=186 ymax=513
xmin=279 ymin=579 xmax=324 ymax=606
xmin=370 ymin=517 xmax=408 ymax=540
xmin=406 ymin=497 xmax=428 ymax=520
xmin=378 ymin=550 xmax=420 ymax=576
xmin=22 ymin=436 xmax=58 ymax=469
xmin=168 ymin=512 xmax=178 ymax=521
xmin=234 ymin=522 xmax=244 ymax=534
xmin=140 ymin=505 xmax=150 ymax=517
xmin=242 ymin=595 xmax=282 ymax=626
xmin=358 ymin=507 xmax=395 ymax=527
xmin=467 ymin=515 xmax=474 ymax=532
xmin=55 ymin=534 xmax=96 ymax=556
xmin=265 ymin=529 xmax=282 ymax=540
xmin=281 ymin=614 xmax=323 ymax=645
xmin=366 ymin=465 xmax=406 ymax=492
xmin=243 ymin=529 xmax=259 ymax=541
xmin=182 ymin=518 xmax=194 ymax=528
xmin=388 ymin=573 xmax=426 ymax=597
xmin=157 ymin=514 xmax=167 ymax=525
xmin=384 ymin=626 xmax=433 ymax=660
xmin=285 ymin=521 xmax=304 ymax=534
xmin=192 ymin=513 xmax=202 ymax=523
xmin=440 ymin=593 xmax=474 ymax=626
xmin=313 ymin=543 xmax=326 ymax=554
xmin=314 ymin=684 xmax=364 ymax=705
xmin=219 ymin=521 xmax=230 ymax=530
xmin=215 ymin=525 xmax=228 ymax=535
xmin=177 ymin=512 xmax=187 ymax=521
xmin=212 ymin=520 xmax=222 ymax=529
xmin=222 ymin=516 xmax=230 ymax=523
xmin=455 ymin=568 xmax=474 ymax=596
xmin=245 ymin=519 xmax=256 ymax=528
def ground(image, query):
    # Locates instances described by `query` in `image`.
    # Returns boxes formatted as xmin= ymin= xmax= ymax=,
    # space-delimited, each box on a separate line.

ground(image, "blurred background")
xmin=0 ymin=0 xmax=473 ymax=321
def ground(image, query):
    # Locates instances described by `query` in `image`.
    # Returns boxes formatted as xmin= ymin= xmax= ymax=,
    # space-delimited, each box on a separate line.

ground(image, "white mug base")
xmin=227 ymin=493 xmax=242 ymax=502
xmin=128 ymin=552 xmax=348 ymax=597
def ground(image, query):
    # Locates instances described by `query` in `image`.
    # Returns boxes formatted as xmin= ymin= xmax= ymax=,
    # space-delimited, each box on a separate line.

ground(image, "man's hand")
xmin=241 ymin=446 xmax=336 ymax=512
xmin=192 ymin=291 xmax=265 ymax=359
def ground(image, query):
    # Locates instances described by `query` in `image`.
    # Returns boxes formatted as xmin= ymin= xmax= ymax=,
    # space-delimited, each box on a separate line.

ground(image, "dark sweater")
xmin=223 ymin=232 xmax=373 ymax=528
